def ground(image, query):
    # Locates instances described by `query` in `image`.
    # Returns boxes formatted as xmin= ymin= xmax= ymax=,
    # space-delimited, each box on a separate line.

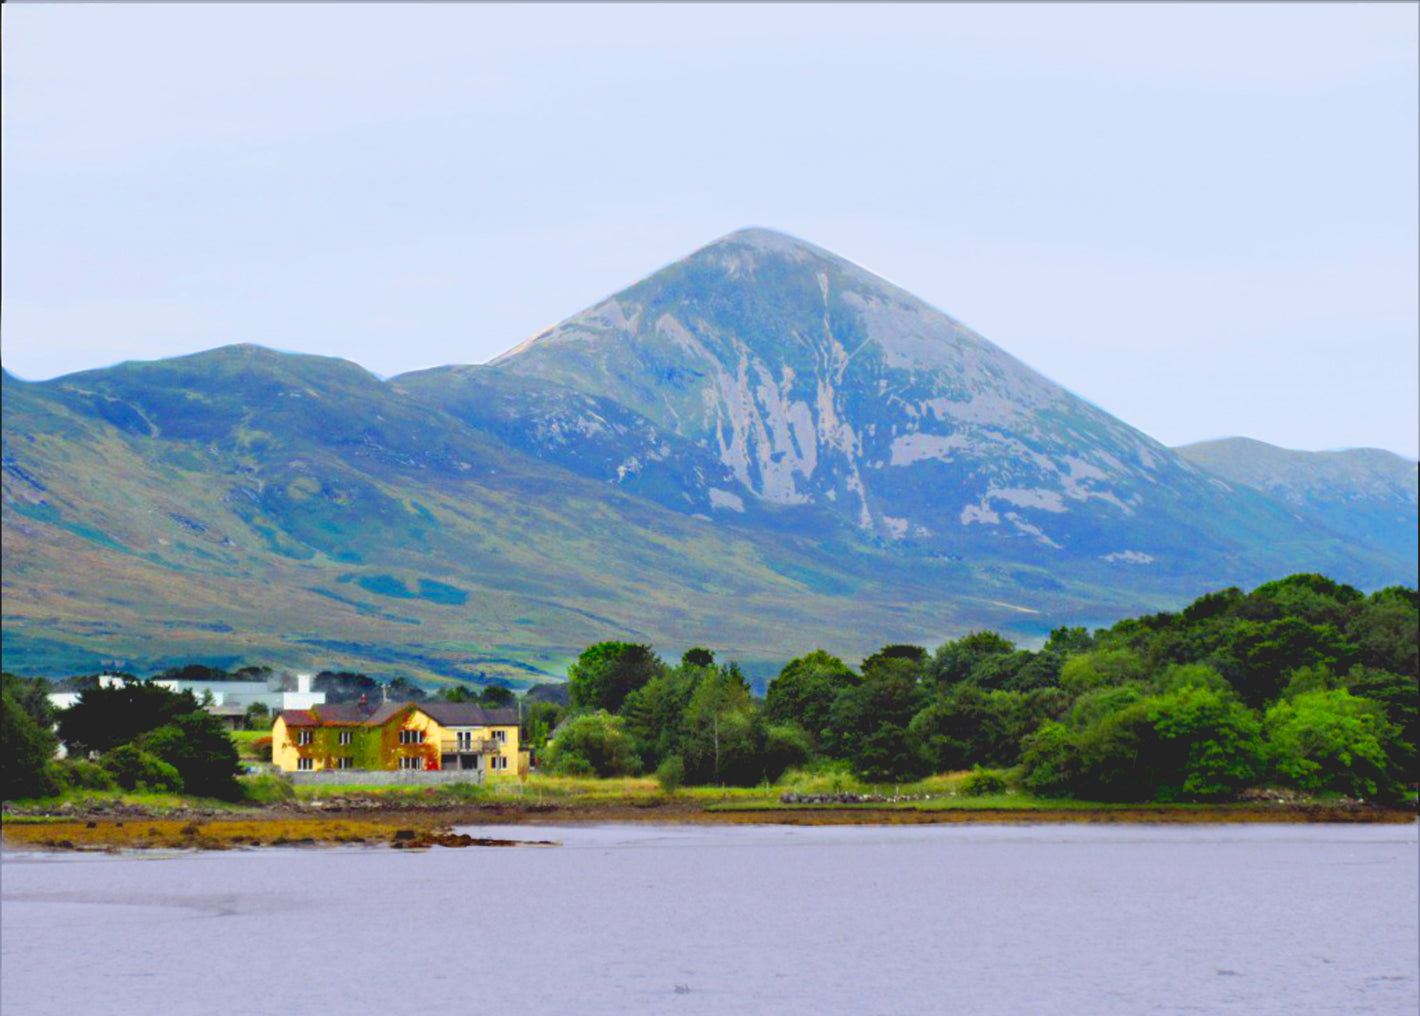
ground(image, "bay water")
xmin=3 ymin=822 xmax=1416 ymax=1015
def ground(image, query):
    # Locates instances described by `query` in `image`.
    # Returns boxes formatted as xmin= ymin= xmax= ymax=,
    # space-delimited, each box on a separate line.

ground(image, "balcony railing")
xmin=439 ymin=738 xmax=502 ymax=755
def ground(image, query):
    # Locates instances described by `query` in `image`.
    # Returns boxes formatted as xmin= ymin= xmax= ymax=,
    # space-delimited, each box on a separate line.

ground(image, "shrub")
xmin=544 ymin=711 xmax=642 ymax=777
xmin=100 ymin=745 xmax=184 ymax=793
xmin=1020 ymin=721 xmax=1082 ymax=797
xmin=655 ymin=755 xmax=685 ymax=793
xmin=761 ymin=723 xmax=812 ymax=783
xmin=240 ymin=773 xmax=295 ymax=804
xmin=960 ymin=769 xmax=1008 ymax=796
xmin=142 ymin=712 xmax=242 ymax=800
xmin=1264 ymin=689 xmax=1402 ymax=800
xmin=53 ymin=758 xmax=116 ymax=791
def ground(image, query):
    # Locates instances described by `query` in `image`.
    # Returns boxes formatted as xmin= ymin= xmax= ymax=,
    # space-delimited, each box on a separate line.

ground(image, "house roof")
xmin=277 ymin=701 xmax=517 ymax=729
xmin=278 ymin=702 xmax=378 ymax=727
xmin=416 ymin=702 xmax=518 ymax=728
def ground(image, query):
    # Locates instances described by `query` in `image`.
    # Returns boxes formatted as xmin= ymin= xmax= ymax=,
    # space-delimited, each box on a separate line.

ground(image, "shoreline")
xmin=3 ymin=797 xmax=1414 ymax=851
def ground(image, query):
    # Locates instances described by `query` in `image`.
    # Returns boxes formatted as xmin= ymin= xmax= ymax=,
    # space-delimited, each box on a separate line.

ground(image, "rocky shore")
xmin=2 ymin=791 xmax=1413 ymax=852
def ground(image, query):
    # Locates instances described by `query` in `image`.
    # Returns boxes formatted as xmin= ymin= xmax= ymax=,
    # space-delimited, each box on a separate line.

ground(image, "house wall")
xmin=271 ymin=715 xmax=301 ymax=772
xmin=488 ymin=723 xmax=520 ymax=776
xmin=271 ymin=707 xmax=523 ymax=774
xmin=396 ymin=708 xmax=443 ymax=770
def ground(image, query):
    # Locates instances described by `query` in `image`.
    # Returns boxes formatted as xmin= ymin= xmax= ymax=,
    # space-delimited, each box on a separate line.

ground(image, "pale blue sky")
xmin=3 ymin=3 xmax=1416 ymax=457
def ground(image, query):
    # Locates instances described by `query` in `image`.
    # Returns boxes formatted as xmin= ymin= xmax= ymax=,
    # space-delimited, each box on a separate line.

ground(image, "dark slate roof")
xmin=415 ymin=702 xmax=518 ymax=728
xmin=278 ymin=702 xmax=382 ymax=727
xmin=366 ymin=702 xmax=413 ymax=726
xmin=278 ymin=701 xmax=516 ymax=729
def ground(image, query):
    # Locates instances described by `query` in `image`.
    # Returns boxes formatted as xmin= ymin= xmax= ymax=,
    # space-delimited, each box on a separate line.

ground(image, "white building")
xmin=48 ymin=671 xmax=326 ymax=717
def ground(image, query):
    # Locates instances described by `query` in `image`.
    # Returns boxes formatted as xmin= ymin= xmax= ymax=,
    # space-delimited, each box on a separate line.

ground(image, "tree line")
xmin=3 ymin=573 xmax=1414 ymax=804
xmin=541 ymin=574 xmax=1417 ymax=802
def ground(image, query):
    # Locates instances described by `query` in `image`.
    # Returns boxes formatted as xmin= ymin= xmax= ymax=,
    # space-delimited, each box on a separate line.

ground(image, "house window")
xmin=490 ymin=756 xmax=508 ymax=771
xmin=492 ymin=729 xmax=507 ymax=743
xmin=296 ymin=758 xmax=314 ymax=771
xmin=339 ymin=730 xmax=352 ymax=745
xmin=399 ymin=756 xmax=424 ymax=770
xmin=297 ymin=730 xmax=313 ymax=746
xmin=335 ymin=757 xmax=353 ymax=770
xmin=456 ymin=731 xmax=473 ymax=751
xmin=399 ymin=729 xmax=425 ymax=745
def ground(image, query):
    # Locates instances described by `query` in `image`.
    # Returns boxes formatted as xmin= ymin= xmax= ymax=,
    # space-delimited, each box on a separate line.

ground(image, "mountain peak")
xmin=695 ymin=226 xmax=846 ymax=265
xmin=487 ymin=226 xmax=1200 ymax=548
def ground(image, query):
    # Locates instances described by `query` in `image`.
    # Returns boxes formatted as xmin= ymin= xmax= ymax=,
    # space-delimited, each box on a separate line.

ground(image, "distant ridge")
xmin=1176 ymin=437 xmax=1418 ymax=569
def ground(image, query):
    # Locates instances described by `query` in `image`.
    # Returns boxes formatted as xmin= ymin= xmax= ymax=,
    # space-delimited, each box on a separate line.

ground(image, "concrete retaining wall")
xmin=288 ymin=769 xmax=485 ymax=787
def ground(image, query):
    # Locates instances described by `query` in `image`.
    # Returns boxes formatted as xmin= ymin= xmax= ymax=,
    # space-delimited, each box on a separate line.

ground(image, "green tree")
xmin=1341 ymin=666 xmax=1417 ymax=781
xmin=1045 ymin=626 xmax=1096 ymax=655
xmin=1019 ymin=721 xmax=1079 ymax=796
xmin=761 ymin=723 xmax=813 ymax=782
xmin=681 ymin=664 xmax=762 ymax=785
xmin=763 ymin=650 xmax=858 ymax=749
xmin=1 ymin=676 xmax=60 ymax=799
xmin=99 ymin=744 xmax=184 ymax=793
xmin=568 ymin=642 xmax=665 ymax=714
xmin=927 ymin=631 xmax=1015 ymax=689
xmin=1346 ymin=593 xmax=1418 ymax=679
xmin=435 ymin=684 xmax=479 ymax=703
xmin=1264 ymin=689 xmax=1402 ymax=800
xmin=1142 ymin=685 xmax=1263 ymax=800
xmin=681 ymin=648 xmax=715 ymax=668
xmin=1058 ymin=648 xmax=1147 ymax=697
xmin=621 ymin=664 xmax=701 ymax=770
xmin=56 ymin=682 xmax=199 ymax=757
xmin=910 ymin=686 xmax=1011 ymax=772
xmin=384 ymin=676 xmax=427 ymax=702
xmin=313 ymin=671 xmax=380 ymax=704
xmin=478 ymin=685 xmax=516 ymax=709
xmin=521 ymin=700 xmax=564 ymax=762
xmin=542 ymin=711 xmax=641 ymax=777
xmin=827 ymin=658 xmax=928 ymax=782
xmin=144 ymin=710 xmax=242 ymax=800
xmin=1024 ymin=685 xmax=1261 ymax=802
xmin=860 ymin=646 xmax=928 ymax=680
xmin=1229 ymin=618 xmax=1355 ymax=708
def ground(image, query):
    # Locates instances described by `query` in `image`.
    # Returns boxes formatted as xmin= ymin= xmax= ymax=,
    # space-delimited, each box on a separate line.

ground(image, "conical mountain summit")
xmin=472 ymin=227 xmax=1317 ymax=572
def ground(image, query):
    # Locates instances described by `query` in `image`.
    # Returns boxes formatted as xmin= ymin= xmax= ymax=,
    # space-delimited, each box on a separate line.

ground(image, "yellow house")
xmin=271 ymin=700 xmax=521 ymax=775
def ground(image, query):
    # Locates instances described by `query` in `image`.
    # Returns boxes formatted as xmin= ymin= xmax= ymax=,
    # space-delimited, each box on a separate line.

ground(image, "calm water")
xmin=2 ymin=823 xmax=1416 ymax=1016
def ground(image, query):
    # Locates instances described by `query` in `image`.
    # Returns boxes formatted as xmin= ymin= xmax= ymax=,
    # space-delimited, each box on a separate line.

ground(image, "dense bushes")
xmin=547 ymin=574 xmax=1416 ymax=802
xmin=45 ymin=682 xmax=243 ymax=800
xmin=542 ymin=711 xmax=642 ymax=777
xmin=99 ymin=745 xmax=184 ymax=793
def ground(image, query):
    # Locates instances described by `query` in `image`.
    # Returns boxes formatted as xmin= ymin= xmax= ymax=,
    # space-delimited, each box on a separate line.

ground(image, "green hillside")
xmin=3 ymin=232 xmax=1413 ymax=684
xmin=3 ymin=349 xmax=1150 ymax=684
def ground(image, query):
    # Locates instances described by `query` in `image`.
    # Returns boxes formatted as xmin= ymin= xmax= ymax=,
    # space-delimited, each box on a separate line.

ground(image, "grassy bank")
xmin=3 ymin=768 xmax=1412 ymax=852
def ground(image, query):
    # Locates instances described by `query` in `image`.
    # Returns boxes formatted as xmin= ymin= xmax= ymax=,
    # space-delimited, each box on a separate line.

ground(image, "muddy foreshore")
xmin=2 ymin=795 xmax=1414 ymax=852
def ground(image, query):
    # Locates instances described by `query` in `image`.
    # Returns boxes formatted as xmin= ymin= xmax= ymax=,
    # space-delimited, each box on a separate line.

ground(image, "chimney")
xmin=358 ymin=693 xmax=370 ymax=715
xmin=296 ymin=672 xmax=312 ymax=694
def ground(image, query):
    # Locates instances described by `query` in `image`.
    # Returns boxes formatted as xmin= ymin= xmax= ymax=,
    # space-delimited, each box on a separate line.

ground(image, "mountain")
xmin=455 ymin=228 xmax=1401 ymax=582
xmin=1175 ymin=437 xmax=1418 ymax=569
xmin=2 ymin=348 xmax=1122 ymax=685
xmin=3 ymin=230 xmax=1414 ymax=684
